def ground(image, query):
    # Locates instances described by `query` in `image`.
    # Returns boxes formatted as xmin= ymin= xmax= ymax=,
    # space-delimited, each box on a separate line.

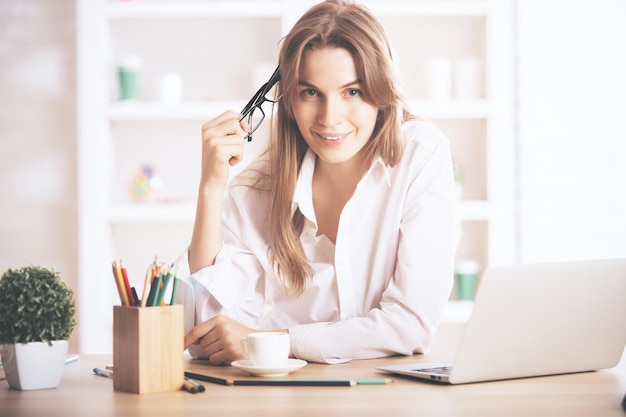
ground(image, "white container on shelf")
xmin=158 ymin=73 xmax=183 ymax=105
xmin=454 ymin=56 xmax=482 ymax=99
xmin=424 ymin=57 xmax=452 ymax=101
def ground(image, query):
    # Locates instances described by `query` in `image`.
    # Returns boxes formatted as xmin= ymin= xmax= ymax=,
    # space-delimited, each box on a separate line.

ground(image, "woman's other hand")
xmin=184 ymin=315 xmax=255 ymax=365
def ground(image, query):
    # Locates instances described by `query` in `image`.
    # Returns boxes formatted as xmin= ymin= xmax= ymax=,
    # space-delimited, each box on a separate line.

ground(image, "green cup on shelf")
xmin=455 ymin=259 xmax=479 ymax=301
xmin=117 ymin=55 xmax=142 ymax=101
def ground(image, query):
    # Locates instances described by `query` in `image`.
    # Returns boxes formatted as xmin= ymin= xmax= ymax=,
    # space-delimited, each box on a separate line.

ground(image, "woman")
xmin=179 ymin=0 xmax=459 ymax=364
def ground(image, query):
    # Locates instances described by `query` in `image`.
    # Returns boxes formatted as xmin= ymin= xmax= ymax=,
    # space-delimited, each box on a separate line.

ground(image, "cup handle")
xmin=240 ymin=337 xmax=249 ymax=359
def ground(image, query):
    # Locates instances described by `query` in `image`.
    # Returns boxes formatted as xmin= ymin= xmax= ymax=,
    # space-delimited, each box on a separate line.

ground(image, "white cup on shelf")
xmin=424 ymin=57 xmax=452 ymax=101
xmin=158 ymin=73 xmax=183 ymax=105
xmin=454 ymin=56 xmax=482 ymax=99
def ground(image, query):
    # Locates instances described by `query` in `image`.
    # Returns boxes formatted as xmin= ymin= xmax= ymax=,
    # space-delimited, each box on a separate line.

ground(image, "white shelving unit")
xmin=77 ymin=0 xmax=515 ymax=353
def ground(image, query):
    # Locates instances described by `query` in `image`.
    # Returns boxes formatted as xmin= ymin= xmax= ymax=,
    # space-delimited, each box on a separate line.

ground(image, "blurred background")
xmin=1 ymin=0 xmax=625 ymax=354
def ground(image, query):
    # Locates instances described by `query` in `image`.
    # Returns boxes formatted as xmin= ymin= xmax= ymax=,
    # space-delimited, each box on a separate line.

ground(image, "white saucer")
xmin=231 ymin=358 xmax=308 ymax=377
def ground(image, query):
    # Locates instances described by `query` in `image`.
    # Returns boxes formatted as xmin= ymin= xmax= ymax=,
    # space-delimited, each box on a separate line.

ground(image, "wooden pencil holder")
xmin=113 ymin=305 xmax=184 ymax=394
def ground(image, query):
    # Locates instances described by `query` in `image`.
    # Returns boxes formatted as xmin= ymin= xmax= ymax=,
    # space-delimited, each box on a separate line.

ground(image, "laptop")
xmin=377 ymin=258 xmax=626 ymax=384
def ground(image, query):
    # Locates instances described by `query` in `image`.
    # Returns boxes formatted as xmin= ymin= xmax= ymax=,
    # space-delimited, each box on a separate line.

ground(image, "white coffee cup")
xmin=240 ymin=332 xmax=290 ymax=368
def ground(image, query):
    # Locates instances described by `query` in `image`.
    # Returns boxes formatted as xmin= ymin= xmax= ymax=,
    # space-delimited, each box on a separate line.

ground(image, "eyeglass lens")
xmin=245 ymin=106 xmax=265 ymax=141
xmin=240 ymin=66 xmax=280 ymax=142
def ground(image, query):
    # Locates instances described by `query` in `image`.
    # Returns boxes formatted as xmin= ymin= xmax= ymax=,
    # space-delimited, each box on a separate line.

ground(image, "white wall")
xmin=516 ymin=0 xmax=626 ymax=263
xmin=0 ymin=0 xmax=79 ymax=352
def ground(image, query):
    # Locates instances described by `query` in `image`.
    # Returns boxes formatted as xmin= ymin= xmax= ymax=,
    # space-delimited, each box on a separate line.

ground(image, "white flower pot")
xmin=0 ymin=340 xmax=68 ymax=390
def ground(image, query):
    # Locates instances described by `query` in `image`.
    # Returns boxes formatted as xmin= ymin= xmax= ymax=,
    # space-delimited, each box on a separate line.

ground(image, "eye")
xmin=346 ymin=88 xmax=362 ymax=97
xmin=301 ymin=88 xmax=318 ymax=97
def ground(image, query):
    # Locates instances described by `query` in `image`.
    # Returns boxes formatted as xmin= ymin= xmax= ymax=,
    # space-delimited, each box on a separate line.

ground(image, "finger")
xmin=183 ymin=319 xmax=216 ymax=349
xmin=202 ymin=111 xmax=248 ymax=140
xmin=202 ymin=110 xmax=242 ymax=130
xmin=190 ymin=329 xmax=236 ymax=365
xmin=208 ymin=344 xmax=243 ymax=365
xmin=238 ymin=114 xmax=250 ymax=135
xmin=204 ymin=139 xmax=245 ymax=170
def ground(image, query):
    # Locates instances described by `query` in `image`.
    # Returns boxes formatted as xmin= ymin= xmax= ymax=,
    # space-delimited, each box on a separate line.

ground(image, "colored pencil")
xmin=183 ymin=372 xmax=393 ymax=387
xmin=140 ymin=264 xmax=153 ymax=307
xmin=119 ymin=260 xmax=134 ymax=307
xmin=146 ymin=272 xmax=163 ymax=307
xmin=155 ymin=265 xmax=173 ymax=306
xmin=111 ymin=261 xmax=129 ymax=306
xmin=130 ymin=287 xmax=140 ymax=306
xmin=183 ymin=377 xmax=205 ymax=394
xmin=232 ymin=379 xmax=393 ymax=386
xmin=170 ymin=276 xmax=180 ymax=305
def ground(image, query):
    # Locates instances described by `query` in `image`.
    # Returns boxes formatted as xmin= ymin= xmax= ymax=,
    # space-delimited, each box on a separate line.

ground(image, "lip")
xmin=314 ymin=131 xmax=351 ymax=145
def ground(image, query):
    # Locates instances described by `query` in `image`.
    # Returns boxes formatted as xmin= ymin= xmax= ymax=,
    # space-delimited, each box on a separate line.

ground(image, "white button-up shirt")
xmin=175 ymin=120 xmax=458 ymax=363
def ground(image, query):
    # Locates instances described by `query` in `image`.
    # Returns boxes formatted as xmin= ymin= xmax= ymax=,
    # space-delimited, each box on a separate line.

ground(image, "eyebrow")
xmin=297 ymin=79 xmax=362 ymax=90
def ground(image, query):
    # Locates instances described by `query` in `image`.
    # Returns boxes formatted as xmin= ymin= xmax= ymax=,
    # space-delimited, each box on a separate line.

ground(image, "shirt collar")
xmin=291 ymin=149 xmax=392 ymax=217
xmin=363 ymin=156 xmax=392 ymax=187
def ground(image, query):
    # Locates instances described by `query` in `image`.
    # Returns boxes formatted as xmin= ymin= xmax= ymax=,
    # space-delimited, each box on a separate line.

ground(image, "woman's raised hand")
xmin=199 ymin=110 xmax=249 ymax=192
xmin=189 ymin=110 xmax=249 ymax=273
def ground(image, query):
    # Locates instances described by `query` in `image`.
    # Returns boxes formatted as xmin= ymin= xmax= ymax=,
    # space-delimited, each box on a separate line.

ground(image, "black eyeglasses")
xmin=240 ymin=66 xmax=281 ymax=142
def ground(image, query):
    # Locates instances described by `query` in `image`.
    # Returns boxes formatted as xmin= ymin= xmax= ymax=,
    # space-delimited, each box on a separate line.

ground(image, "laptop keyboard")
xmin=414 ymin=366 xmax=453 ymax=376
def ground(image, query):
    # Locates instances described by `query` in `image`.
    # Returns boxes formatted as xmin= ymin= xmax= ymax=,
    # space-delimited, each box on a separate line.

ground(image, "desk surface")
xmin=1 ymin=351 xmax=625 ymax=417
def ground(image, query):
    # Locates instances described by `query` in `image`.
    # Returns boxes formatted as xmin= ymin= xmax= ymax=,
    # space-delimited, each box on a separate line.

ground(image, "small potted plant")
xmin=0 ymin=265 xmax=76 ymax=390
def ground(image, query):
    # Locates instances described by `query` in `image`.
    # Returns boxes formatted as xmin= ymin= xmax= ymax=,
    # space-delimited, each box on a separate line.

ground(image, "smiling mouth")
xmin=316 ymin=132 xmax=348 ymax=141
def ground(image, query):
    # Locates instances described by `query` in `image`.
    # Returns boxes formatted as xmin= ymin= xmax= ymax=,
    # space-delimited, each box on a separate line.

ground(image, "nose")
xmin=318 ymin=96 xmax=342 ymax=127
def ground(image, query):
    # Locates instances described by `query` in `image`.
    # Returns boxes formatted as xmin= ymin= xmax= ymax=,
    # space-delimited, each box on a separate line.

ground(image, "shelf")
xmin=107 ymin=1 xmax=489 ymax=19
xmin=109 ymin=100 xmax=247 ymax=121
xmin=108 ymin=200 xmax=489 ymax=224
xmin=108 ymin=99 xmax=487 ymax=122
xmin=107 ymin=0 xmax=283 ymax=19
xmin=457 ymin=200 xmax=490 ymax=220
xmin=409 ymin=99 xmax=488 ymax=119
xmin=109 ymin=202 xmax=196 ymax=223
xmin=366 ymin=0 xmax=489 ymax=16
xmin=441 ymin=300 xmax=473 ymax=324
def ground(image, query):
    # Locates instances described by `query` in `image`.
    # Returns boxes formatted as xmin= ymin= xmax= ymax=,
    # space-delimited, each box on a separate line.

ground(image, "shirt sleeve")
xmin=175 ymin=185 xmax=272 ymax=332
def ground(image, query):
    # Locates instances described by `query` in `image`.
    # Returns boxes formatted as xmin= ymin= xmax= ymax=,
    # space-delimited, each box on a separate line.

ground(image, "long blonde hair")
xmin=266 ymin=0 xmax=412 ymax=296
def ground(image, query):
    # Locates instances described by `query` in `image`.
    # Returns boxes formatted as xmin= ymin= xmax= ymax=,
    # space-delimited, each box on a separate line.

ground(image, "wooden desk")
xmin=1 ymin=352 xmax=625 ymax=417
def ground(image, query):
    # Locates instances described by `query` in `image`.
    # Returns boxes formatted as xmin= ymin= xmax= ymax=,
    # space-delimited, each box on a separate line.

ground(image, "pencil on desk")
xmin=183 ymin=372 xmax=393 ymax=387
xmin=65 ymin=355 xmax=79 ymax=365
xmin=351 ymin=378 xmax=394 ymax=385
xmin=232 ymin=379 xmax=393 ymax=387
xmin=184 ymin=372 xmax=233 ymax=386
xmin=183 ymin=377 xmax=205 ymax=393
xmin=93 ymin=367 xmax=114 ymax=379
xmin=234 ymin=379 xmax=353 ymax=387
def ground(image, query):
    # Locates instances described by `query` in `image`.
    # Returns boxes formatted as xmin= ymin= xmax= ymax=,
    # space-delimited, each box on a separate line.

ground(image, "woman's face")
xmin=291 ymin=47 xmax=378 ymax=167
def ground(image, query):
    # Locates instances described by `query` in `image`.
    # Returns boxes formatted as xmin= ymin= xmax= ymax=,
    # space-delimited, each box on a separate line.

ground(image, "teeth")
xmin=321 ymin=134 xmax=343 ymax=140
